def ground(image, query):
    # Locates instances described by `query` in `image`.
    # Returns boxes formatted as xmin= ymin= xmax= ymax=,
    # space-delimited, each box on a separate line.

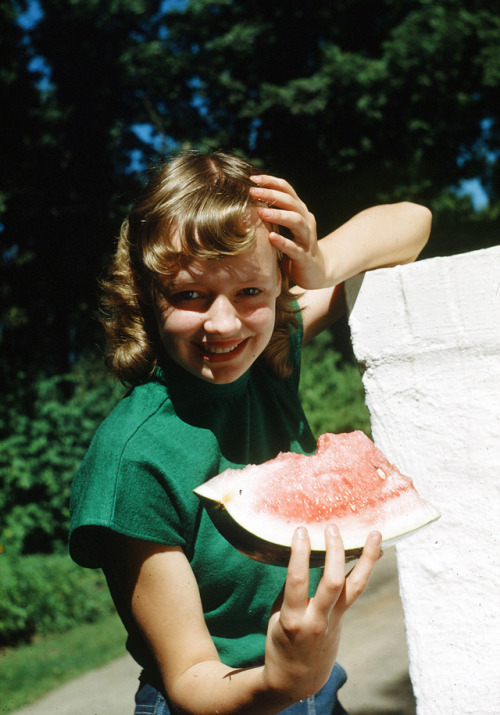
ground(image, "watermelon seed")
xmin=377 ymin=468 xmax=386 ymax=480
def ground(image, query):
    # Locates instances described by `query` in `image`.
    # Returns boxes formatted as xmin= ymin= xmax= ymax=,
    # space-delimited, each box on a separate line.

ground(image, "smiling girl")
xmin=70 ymin=150 xmax=431 ymax=714
xmin=153 ymin=220 xmax=282 ymax=384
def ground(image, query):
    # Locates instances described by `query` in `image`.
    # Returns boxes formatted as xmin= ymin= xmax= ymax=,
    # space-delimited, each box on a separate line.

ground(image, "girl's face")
xmin=153 ymin=221 xmax=282 ymax=384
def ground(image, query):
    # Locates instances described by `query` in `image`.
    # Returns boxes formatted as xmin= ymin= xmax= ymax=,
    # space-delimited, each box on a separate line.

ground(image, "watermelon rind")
xmin=194 ymin=487 xmax=440 ymax=567
xmin=193 ymin=432 xmax=441 ymax=567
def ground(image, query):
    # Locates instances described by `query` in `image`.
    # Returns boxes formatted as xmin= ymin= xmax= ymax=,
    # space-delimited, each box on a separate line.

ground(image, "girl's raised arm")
xmin=250 ymin=175 xmax=431 ymax=342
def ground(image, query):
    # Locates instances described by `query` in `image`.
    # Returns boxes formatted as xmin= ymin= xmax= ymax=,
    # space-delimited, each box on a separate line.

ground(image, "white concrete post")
xmin=345 ymin=246 xmax=500 ymax=714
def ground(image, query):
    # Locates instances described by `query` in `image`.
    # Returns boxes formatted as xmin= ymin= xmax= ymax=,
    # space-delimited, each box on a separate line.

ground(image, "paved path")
xmin=338 ymin=549 xmax=416 ymax=715
xmin=13 ymin=549 xmax=415 ymax=714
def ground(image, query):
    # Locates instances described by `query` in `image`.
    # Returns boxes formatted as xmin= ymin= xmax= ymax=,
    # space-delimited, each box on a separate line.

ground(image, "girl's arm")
xmin=250 ymin=175 xmax=431 ymax=343
xmin=103 ymin=527 xmax=381 ymax=715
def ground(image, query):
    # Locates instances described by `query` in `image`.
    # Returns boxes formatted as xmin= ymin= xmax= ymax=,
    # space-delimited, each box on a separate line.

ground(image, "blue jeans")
xmin=134 ymin=663 xmax=348 ymax=714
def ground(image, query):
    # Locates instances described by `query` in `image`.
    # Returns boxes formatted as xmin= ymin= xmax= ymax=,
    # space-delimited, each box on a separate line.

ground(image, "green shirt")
xmin=70 ymin=326 xmax=319 ymax=679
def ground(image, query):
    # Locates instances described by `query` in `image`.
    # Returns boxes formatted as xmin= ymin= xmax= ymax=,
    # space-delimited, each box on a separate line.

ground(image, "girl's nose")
xmin=204 ymin=295 xmax=241 ymax=334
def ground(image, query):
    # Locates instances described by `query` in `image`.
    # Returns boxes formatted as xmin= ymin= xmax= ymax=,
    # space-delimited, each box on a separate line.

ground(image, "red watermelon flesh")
xmin=255 ymin=432 xmax=412 ymax=523
xmin=194 ymin=431 xmax=440 ymax=565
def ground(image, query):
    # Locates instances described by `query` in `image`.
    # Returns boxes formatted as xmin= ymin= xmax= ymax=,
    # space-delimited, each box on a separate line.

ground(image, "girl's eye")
xmin=180 ymin=290 xmax=202 ymax=299
xmin=240 ymin=287 xmax=261 ymax=297
xmin=170 ymin=290 xmax=204 ymax=304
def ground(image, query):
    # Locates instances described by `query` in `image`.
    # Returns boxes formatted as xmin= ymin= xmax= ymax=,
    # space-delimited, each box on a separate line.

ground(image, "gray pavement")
xmin=12 ymin=548 xmax=415 ymax=714
xmin=338 ymin=548 xmax=416 ymax=715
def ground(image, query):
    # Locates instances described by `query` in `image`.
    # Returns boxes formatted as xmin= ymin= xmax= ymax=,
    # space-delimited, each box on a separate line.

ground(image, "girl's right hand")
xmin=263 ymin=525 xmax=382 ymax=705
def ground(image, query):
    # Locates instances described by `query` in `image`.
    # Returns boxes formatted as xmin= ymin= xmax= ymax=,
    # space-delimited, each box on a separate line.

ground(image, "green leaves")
xmin=0 ymin=551 xmax=114 ymax=646
xmin=0 ymin=358 xmax=124 ymax=555
xmin=300 ymin=331 xmax=372 ymax=439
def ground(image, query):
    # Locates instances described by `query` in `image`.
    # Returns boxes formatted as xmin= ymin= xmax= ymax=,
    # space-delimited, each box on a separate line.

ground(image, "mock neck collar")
xmin=155 ymin=357 xmax=251 ymax=402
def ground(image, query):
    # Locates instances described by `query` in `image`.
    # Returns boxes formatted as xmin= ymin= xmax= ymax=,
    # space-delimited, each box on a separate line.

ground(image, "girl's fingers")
xmin=268 ymin=232 xmax=305 ymax=258
xmin=343 ymin=531 xmax=382 ymax=609
xmin=250 ymin=176 xmax=316 ymax=249
xmin=280 ymin=527 xmax=311 ymax=614
xmin=312 ymin=528 xmax=381 ymax=617
xmin=250 ymin=174 xmax=300 ymax=200
xmin=251 ymin=173 xmax=320 ymax=286
xmin=312 ymin=525 xmax=347 ymax=616
xmin=250 ymin=186 xmax=298 ymax=212
xmin=250 ymin=178 xmax=306 ymax=218
xmin=261 ymin=208 xmax=310 ymax=239
xmin=260 ymin=203 xmax=316 ymax=246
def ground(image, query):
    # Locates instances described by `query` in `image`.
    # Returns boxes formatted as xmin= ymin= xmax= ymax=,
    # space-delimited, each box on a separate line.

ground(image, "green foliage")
xmin=300 ymin=330 xmax=371 ymax=438
xmin=2 ymin=0 xmax=500 ymax=382
xmin=0 ymin=551 xmax=115 ymax=647
xmin=153 ymin=0 xmax=500 ymax=215
xmin=0 ymin=357 xmax=124 ymax=555
xmin=427 ymin=187 xmax=500 ymax=257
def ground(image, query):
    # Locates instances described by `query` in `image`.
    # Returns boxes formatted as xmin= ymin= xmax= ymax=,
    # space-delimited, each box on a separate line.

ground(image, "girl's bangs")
xmin=143 ymin=189 xmax=259 ymax=278
xmin=179 ymin=193 xmax=257 ymax=258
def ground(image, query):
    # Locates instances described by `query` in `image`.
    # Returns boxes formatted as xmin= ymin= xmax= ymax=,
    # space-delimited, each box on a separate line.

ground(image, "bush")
xmin=300 ymin=330 xmax=371 ymax=437
xmin=0 ymin=551 xmax=115 ymax=647
xmin=0 ymin=356 xmax=124 ymax=555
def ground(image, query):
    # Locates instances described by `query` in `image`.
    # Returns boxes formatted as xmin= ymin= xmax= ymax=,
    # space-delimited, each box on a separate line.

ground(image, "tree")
xmin=1 ymin=0 xmax=499 ymax=384
xmin=150 ymin=0 xmax=500 ymax=227
xmin=0 ymin=1 xmax=49 ymax=382
xmin=1 ymin=0 xmax=163 ymax=383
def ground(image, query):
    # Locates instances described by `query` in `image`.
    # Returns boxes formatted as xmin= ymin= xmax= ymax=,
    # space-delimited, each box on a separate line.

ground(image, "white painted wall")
xmin=345 ymin=246 xmax=500 ymax=715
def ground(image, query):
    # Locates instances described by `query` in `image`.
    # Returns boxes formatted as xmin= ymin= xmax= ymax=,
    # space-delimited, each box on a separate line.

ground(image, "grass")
xmin=0 ymin=611 xmax=127 ymax=714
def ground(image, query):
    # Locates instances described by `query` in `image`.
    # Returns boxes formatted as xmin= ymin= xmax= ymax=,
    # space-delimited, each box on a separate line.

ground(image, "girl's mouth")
xmin=196 ymin=339 xmax=249 ymax=362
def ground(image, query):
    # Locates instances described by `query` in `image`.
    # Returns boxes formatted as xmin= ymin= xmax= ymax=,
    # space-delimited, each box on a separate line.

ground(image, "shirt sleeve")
xmin=69 ymin=408 xmax=201 ymax=568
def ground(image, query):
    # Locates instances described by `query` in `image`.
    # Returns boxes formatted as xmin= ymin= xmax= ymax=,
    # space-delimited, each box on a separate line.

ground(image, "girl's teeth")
xmin=204 ymin=344 xmax=240 ymax=354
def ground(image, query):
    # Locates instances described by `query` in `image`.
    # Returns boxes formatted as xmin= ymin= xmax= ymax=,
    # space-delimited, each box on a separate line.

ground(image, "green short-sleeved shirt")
xmin=70 ymin=326 xmax=319 ymax=680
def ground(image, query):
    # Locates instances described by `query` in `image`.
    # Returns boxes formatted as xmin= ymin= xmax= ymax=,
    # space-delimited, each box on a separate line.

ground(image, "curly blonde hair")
xmin=100 ymin=150 xmax=300 ymax=386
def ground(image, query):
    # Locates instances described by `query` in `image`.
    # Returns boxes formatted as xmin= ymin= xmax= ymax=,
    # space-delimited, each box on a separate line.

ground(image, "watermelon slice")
xmin=194 ymin=431 xmax=440 ymax=566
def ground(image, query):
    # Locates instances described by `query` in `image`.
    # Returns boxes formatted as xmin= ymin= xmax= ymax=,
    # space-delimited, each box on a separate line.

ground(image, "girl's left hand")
xmin=250 ymin=175 xmax=327 ymax=289
xmin=263 ymin=525 xmax=382 ymax=703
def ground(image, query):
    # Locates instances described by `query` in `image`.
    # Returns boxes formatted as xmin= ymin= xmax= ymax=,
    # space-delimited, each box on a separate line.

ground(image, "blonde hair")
xmin=100 ymin=150 xmax=300 ymax=385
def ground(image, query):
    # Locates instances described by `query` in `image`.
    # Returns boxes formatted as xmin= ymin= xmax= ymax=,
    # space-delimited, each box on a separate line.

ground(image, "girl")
xmin=70 ymin=150 xmax=431 ymax=714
